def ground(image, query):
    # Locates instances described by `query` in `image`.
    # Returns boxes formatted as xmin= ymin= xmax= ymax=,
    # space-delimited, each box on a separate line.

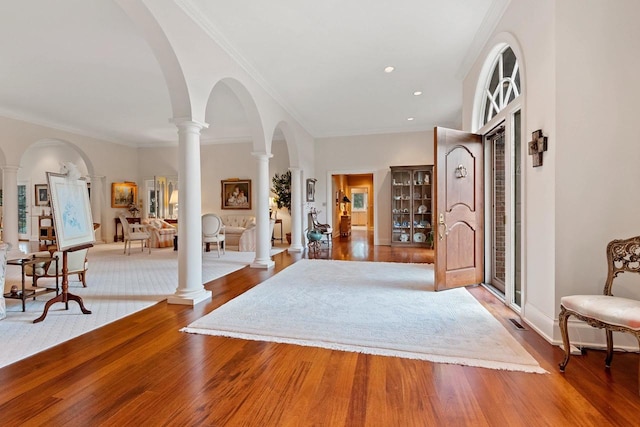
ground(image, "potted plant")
xmin=271 ymin=171 xmax=292 ymax=243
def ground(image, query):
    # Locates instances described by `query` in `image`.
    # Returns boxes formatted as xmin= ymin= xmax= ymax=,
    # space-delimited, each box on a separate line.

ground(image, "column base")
xmin=250 ymin=258 xmax=275 ymax=269
xmin=288 ymin=244 xmax=304 ymax=253
xmin=167 ymin=289 xmax=212 ymax=306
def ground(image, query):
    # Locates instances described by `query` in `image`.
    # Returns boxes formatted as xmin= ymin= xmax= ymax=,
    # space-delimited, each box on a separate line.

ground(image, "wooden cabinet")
xmin=390 ymin=165 xmax=433 ymax=247
xmin=38 ymin=215 xmax=56 ymax=250
xmin=340 ymin=215 xmax=351 ymax=237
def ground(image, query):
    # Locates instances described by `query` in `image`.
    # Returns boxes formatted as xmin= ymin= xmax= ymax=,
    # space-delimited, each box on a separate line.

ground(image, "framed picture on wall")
xmin=306 ymin=178 xmax=316 ymax=202
xmin=111 ymin=182 xmax=137 ymax=208
xmin=46 ymin=173 xmax=95 ymax=251
xmin=35 ymin=184 xmax=49 ymax=206
xmin=221 ymin=179 xmax=251 ymax=210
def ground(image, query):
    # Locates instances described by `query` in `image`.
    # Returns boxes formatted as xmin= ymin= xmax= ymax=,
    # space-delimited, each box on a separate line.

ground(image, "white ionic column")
xmin=167 ymin=119 xmax=212 ymax=306
xmin=2 ymin=165 xmax=23 ymax=259
xmin=288 ymin=167 xmax=304 ymax=252
xmin=88 ymin=175 xmax=105 ymax=243
xmin=250 ymin=152 xmax=275 ymax=269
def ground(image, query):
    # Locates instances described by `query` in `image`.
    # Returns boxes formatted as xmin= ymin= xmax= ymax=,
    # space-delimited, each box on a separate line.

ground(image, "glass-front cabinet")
xmin=390 ymin=165 xmax=433 ymax=247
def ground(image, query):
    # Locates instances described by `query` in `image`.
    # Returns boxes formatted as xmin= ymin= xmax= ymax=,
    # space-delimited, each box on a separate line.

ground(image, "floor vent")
xmin=509 ymin=318 xmax=526 ymax=330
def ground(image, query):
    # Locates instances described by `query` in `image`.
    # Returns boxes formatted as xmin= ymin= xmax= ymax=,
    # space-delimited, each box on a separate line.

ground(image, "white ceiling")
xmin=0 ymin=0 xmax=504 ymax=146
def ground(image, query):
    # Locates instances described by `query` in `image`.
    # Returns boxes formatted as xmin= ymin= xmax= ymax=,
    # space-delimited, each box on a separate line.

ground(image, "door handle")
xmin=438 ymin=213 xmax=448 ymax=241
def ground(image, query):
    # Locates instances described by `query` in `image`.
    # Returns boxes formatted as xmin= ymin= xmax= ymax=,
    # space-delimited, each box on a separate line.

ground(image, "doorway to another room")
xmin=330 ymin=173 xmax=374 ymax=240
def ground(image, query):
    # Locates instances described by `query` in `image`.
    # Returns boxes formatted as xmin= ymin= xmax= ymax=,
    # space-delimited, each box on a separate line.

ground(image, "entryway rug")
xmin=182 ymin=259 xmax=546 ymax=373
xmin=0 ymin=243 xmax=284 ymax=369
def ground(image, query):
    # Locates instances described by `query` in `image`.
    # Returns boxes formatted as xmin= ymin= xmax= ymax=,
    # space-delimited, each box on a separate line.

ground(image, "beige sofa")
xmin=220 ymin=215 xmax=256 ymax=251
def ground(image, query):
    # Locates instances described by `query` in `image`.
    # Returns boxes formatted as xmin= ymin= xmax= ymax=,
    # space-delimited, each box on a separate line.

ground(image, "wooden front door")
xmin=434 ymin=127 xmax=484 ymax=291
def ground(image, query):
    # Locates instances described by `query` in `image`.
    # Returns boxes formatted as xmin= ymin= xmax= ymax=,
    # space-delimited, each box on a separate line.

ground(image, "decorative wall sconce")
xmin=529 ymin=129 xmax=548 ymax=167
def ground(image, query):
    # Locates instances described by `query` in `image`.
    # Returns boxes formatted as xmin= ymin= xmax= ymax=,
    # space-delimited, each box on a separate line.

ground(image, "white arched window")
xmin=480 ymin=46 xmax=520 ymax=126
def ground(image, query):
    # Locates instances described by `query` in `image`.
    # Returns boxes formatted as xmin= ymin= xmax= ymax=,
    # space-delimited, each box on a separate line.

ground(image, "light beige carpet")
xmin=0 ymin=243 xmax=284 ymax=369
xmin=182 ymin=259 xmax=546 ymax=373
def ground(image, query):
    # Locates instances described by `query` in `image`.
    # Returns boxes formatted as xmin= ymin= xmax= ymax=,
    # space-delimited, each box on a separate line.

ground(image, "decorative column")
xmin=288 ymin=167 xmax=304 ymax=252
xmin=167 ymin=119 xmax=212 ymax=306
xmin=88 ymin=174 xmax=105 ymax=243
xmin=2 ymin=165 xmax=22 ymax=259
xmin=251 ymin=152 xmax=275 ymax=269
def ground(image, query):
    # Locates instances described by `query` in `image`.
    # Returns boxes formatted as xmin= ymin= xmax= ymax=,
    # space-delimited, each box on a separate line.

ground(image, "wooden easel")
xmin=33 ymin=243 xmax=93 ymax=323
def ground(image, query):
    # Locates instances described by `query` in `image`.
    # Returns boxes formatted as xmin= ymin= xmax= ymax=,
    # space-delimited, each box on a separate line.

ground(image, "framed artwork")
xmin=111 ymin=182 xmax=137 ymax=208
xmin=46 ymin=172 xmax=95 ymax=251
xmin=35 ymin=184 xmax=49 ymax=206
xmin=221 ymin=179 xmax=251 ymax=210
xmin=306 ymin=178 xmax=316 ymax=202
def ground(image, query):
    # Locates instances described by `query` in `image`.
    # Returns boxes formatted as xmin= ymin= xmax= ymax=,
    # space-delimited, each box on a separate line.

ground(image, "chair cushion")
xmin=561 ymin=295 xmax=640 ymax=330
xmin=130 ymin=231 xmax=150 ymax=239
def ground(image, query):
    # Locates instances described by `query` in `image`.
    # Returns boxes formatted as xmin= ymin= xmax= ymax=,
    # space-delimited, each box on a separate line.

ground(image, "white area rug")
xmin=183 ymin=259 xmax=546 ymax=373
xmin=0 ymin=243 xmax=283 ymax=369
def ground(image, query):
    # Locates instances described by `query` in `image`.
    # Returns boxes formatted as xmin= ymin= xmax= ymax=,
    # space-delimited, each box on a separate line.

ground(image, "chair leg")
xmin=123 ymin=240 xmax=127 ymax=254
xmin=79 ymin=272 xmax=87 ymax=287
xmin=205 ymin=242 xmax=210 ymax=252
xmin=605 ymin=329 xmax=614 ymax=368
xmin=217 ymin=242 xmax=221 ymax=257
xmin=558 ymin=306 xmax=572 ymax=372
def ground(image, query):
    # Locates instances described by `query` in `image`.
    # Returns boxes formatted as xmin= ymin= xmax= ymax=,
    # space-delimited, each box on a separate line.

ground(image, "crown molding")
xmin=455 ymin=0 xmax=511 ymax=81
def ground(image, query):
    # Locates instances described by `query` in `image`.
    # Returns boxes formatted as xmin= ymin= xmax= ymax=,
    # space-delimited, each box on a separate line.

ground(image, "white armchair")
xmin=119 ymin=214 xmax=150 ymax=255
xmin=202 ymin=213 xmax=226 ymax=257
xmin=25 ymin=248 xmax=89 ymax=288
xmin=239 ymin=219 xmax=276 ymax=252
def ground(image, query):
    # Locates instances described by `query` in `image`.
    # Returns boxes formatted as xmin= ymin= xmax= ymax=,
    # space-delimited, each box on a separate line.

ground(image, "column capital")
xmin=251 ymin=151 xmax=274 ymax=160
xmin=170 ymin=117 xmax=209 ymax=130
xmin=2 ymin=165 xmax=20 ymax=173
xmin=288 ymin=166 xmax=301 ymax=173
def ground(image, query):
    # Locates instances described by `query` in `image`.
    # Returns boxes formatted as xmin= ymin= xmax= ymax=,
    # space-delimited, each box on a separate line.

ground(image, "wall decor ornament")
xmin=35 ymin=184 xmax=49 ymax=206
xmin=528 ymin=129 xmax=548 ymax=167
xmin=221 ymin=179 xmax=251 ymax=210
xmin=306 ymin=178 xmax=316 ymax=202
xmin=111 ymin=182 xmax=138 ymax=208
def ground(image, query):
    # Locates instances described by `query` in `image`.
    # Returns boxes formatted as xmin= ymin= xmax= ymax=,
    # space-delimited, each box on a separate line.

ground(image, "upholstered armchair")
xmin=559 ymin=235 xmax=640 ymax=393
xmin=24 ymin=248 xmax=89 ymax=288
xmin=143 ymin=218 xmax=177 ymax=248
xmin=219 ymin=215 xmax=256 ymax=250
xmin=239 ymin=219 xmax=276 ymax=252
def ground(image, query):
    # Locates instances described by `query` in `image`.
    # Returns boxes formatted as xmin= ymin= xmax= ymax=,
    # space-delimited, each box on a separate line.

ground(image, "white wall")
xmin=0 ymin=116 xmax=139 ymax=244
xmin=315 ymin=131 xmax=433 ymax=245
xmin=137 ymin=139 xmax=291 ymax=232
xmin=463 ymin=0 xmax=640 ymax=347
xmin=554 ymin=0 xmax=640 ymax=347
xmin=19 ymin=141 xmax=88 ymax=240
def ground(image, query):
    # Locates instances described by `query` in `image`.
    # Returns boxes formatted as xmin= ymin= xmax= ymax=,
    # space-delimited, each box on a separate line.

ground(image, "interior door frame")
xmin=478 ymin=100 xmax=525 ymax=313
xmin=326 ymin=170 xmax=377 ymax=241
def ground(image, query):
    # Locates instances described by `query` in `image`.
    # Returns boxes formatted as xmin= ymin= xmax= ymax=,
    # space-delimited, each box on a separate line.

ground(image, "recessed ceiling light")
xmin=413 ymin=91 xmax=423 ymax=96
xmin=407 ymin=117 xmax=415 ymax=121
xmin=384 ymin=66 xmax=395 ymax=73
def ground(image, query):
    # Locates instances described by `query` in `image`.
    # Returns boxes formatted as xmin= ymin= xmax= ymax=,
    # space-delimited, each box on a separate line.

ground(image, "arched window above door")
xmin=480 ymin=46 xmax=520 ymax=126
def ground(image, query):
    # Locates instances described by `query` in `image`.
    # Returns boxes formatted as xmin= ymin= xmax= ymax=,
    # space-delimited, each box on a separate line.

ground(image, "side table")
xmin=4 ymin=255 xmax=59 ymax=312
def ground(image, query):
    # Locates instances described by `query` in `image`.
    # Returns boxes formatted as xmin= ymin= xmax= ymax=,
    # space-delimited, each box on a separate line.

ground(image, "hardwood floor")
xmin=3 ymin=230 xmax=639 ymax=426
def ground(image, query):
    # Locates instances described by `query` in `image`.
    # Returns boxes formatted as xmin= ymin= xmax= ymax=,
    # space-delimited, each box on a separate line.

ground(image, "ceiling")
xmin=0 ymin=0 xmax=505 ymax=147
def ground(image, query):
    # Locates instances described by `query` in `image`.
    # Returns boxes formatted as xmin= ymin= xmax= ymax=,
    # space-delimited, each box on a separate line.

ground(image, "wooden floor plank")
xmin=2 ymin=231 xmax=639 ymax=426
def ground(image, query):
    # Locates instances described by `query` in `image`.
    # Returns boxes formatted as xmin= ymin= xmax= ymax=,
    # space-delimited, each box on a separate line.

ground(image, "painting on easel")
xmin=46 ymin=172 xmax=95 ymax=251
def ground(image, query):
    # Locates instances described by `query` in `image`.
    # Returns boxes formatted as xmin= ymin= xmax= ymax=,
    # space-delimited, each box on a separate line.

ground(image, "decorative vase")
xmin=307 ymin=229 xmax=322 ymax=242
